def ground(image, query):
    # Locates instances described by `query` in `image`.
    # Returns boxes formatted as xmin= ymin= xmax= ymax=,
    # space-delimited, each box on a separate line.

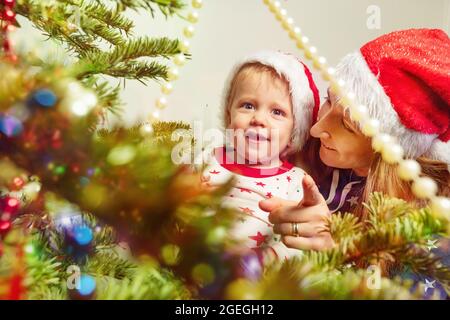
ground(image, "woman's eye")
xmin=342 ymin=119 xmax=356 ymax=133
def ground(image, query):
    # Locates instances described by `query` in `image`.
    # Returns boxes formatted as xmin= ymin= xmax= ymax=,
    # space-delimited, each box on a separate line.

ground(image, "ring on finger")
xmin=291 ymin=222 xmax=300 ymax=237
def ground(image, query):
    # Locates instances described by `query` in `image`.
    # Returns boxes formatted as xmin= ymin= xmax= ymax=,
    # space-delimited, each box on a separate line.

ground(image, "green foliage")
xmin=257 ymin=258 xmax=425 ymax=300
xmin=254 ymin=193 xmax=450 ymax=299
xmin=15 ymin=0 xmax=187 ymax=113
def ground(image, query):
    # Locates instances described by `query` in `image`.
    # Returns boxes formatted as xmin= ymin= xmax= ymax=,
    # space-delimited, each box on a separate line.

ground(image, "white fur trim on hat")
xmin=424 ymin=140 xmax=450 ymax=171
xmin=335 ymin=52 xmax=439 ymax=159
xmin=220 ymin=50 xmax=316 ymax=152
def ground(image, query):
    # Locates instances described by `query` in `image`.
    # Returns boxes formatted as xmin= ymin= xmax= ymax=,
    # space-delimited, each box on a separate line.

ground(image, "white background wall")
xmin=14 ymin=0 xmax=450 ymax=129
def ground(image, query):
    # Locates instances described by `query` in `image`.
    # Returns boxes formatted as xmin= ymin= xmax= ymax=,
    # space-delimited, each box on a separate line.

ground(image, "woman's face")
xmin=310 ymin=88 xmax=375 ymax=176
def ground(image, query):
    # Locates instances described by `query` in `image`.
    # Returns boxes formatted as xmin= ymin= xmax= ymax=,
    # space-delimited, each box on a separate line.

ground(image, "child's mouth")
xmin=245 ymin=130 xmax=270 ymax=143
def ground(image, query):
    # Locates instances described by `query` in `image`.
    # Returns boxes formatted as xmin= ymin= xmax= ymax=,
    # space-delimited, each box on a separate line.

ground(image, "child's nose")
xmin=250 ymin=111 xmax=267 ymax=127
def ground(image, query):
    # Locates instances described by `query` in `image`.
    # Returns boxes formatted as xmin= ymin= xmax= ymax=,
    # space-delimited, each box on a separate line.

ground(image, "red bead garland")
xmin=1 ymin=0 xmax=16 ymax=59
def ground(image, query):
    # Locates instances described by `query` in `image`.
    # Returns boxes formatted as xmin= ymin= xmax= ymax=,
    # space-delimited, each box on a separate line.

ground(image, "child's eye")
xmin=241 ymin=103 xmax=255 ymax=110
xmin=272 ymin=109 xmax=285 ymax=117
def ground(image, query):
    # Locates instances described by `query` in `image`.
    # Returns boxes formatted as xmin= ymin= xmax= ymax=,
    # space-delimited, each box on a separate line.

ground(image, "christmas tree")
xmin=1 ymin=0 xmax=450 ymax=300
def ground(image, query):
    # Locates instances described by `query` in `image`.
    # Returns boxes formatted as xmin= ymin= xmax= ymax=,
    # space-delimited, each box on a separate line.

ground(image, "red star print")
xmin=249 ymin=232 xmax=267 ymax=247
xmin=255 ymin=182 xmax=266 ymax=187
xmin=266 ymin=192 xmax=273 ymax=198
xmin=239 ymin=187 xmax=252 ymax=193
xmin=239 ymin=207 xmax=255 ymax=215
xmin=209 ymin=170 xmax=220 ymax=174
xmin=286 ymin=176 xmax=292 ymax=182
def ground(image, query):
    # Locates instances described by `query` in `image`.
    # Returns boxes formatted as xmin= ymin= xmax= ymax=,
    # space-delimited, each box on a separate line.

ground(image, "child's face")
xmin=227 ymin=70 xmax=294 ymax=166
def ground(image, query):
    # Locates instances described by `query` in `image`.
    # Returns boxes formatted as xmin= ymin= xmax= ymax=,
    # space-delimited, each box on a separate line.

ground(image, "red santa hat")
xmin=335 ymin=29 xmax=450 ymax=165
xmin=221 ymin=50 xmax=320 ymax=152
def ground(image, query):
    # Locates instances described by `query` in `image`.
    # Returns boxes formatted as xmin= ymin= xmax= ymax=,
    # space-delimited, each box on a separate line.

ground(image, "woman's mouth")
xmin=321 ymin=142 xmax=335 ymax=151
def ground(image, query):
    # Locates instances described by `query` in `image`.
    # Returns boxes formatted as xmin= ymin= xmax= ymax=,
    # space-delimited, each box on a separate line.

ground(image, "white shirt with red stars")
xmin=201 ymin=146 xmax=304 ymax=263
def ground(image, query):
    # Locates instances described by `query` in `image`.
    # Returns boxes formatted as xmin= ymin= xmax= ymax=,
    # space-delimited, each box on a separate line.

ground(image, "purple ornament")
xmin=0 ymin=115 xmax=23 ymax=137
xmin=238 ymin=252 xmax=263 ymax=281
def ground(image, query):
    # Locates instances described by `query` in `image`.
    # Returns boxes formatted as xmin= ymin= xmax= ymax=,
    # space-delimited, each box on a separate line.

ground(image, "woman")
xmin=259 ymin=28 xmax=450 ymax=252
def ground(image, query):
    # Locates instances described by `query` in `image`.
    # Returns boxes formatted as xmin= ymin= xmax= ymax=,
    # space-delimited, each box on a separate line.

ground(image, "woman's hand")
xmin=259 ymin=175 xmax=335 ymax=251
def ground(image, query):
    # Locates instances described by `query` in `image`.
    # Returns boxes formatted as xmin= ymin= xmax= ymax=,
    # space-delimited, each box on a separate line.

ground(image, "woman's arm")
xmin=259 ymin=175 xmax=335 ymax=251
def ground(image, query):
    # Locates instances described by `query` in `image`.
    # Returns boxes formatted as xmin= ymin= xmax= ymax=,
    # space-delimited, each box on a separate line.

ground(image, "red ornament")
xmin=8 ymin=274 xmax=25 ymax=300
xmin=6 ymin=53 xmax=17 ymax=62
xmin=3 ymin=38 xmax=11 ymax=52
xmin=1 ymin=0 xmax=16 ymax=57
xmin=3 ymin=8 xmax=15 ymax=21
xmin=3 ymin=196 xmax=20 ymax=214
xmin=51 ymin=130 xmax=63 ymax=149
xmin=71 ymin=164 xmax=80 ymax=173
xmin=0 ymin=220 xmax=12 ymax=235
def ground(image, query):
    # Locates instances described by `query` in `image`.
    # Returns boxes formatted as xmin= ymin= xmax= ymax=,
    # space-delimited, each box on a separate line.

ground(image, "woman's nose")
xmin=310 ymin=120 xmax=330 ymax=139
xmin=320 ymin=132 xmax=331 ymax=139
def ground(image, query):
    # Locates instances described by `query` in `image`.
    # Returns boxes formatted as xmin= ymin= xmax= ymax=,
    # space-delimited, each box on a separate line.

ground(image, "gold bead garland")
xmin=148 ymin=0 xmax=204 ymax=123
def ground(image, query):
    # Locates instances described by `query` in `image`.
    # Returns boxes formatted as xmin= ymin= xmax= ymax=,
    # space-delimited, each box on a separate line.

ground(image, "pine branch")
xmin=116 ymin=0 xmax=186 ymax=17
xmin=254 ymin=259 xmax=427 ymax=300
xmin=397 ymin=246 xmax=450 ymax=294
xmin=16 ymin=1 xmax=98 ymax=54
xmin=109 ymin=37 xmax=181 ymax=61
xmin=95 ymin=265 xmax=191 ymax=300
xmin=75 ymin=57 xmax=169 ymax=81
xmin=84 ymin=79 xmax=123 ymax=116
xmin=16 ymin=0 xmax=183 ymax=82
xmin=69 ymin=0 xmax=135 ymax=33
xmin=81 ymin=20 xmax=126 ymax=46
xmin=85 ymin=251 xmax=136 ymax=279
xmin=24 ymin=256 xmax=63 ymax=291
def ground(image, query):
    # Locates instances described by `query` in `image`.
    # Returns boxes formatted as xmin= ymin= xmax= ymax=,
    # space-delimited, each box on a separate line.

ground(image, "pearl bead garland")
xmin=148 ymin=0 xmax=204 ymax=125
xmin=262 ymin=0 xmax=450 ymax=219
xmin=397 ymin=160 xmax=421 ymax=181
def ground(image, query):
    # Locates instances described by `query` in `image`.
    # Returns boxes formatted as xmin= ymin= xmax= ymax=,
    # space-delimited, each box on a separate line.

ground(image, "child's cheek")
xmin=234 ymin=112 xmax=253 ymax=129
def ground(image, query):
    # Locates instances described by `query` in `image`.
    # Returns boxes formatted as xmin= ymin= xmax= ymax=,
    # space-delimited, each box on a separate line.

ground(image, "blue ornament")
xmin=73 ymin=225 xmax=93 ymax=246
xmin=78 ymin=275 xmax=96 ymax=296
xmin=0 ymin=115 xmax=23 ymax=137
xmin=79 ymin=176 xmax=90 ymax=187
xmin=30 ymin=89 xmax=57 ymax=108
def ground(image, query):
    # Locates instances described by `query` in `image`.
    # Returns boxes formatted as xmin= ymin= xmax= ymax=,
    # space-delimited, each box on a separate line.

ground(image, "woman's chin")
xmin=319 ymin=146 xmax=341 ymax=168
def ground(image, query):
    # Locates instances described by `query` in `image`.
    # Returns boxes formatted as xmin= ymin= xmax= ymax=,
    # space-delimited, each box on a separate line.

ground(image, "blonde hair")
xmin=356 ymin=154 xmax=450 ymax=218
xmin=299 ymin=139 xmax=450 ymax=220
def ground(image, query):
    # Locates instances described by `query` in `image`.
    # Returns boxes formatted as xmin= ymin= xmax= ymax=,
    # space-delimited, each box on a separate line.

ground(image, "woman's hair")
xmin=299 ymin=137 xmax=450 ymax=220
xmin=298 ymin=137 xmax=449 ymax=276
